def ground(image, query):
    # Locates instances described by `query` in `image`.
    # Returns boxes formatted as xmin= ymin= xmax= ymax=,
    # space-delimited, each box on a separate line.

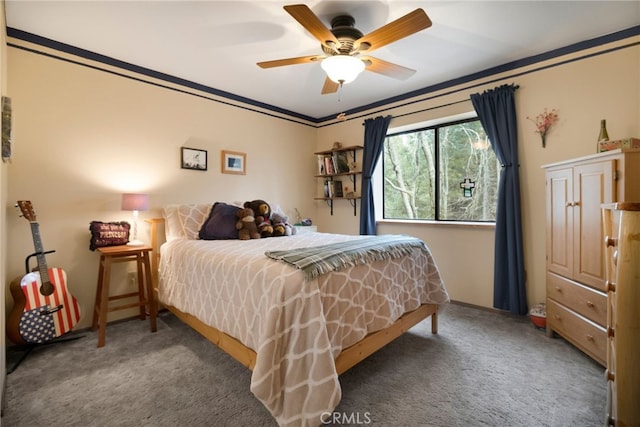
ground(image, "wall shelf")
xmin=314 ymin=145 xmax=363 ymax=216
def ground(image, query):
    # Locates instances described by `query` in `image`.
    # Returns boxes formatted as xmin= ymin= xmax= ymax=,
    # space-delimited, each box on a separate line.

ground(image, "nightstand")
xmin=92 ymin=245 xmax=157 ymax=347
xmin=294 ymin=225 xmax=317 ymax=234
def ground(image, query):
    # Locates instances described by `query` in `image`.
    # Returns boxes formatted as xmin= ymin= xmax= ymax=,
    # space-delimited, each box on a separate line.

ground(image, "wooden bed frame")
xmin=146 ymin=218 xmax=439 ymax=375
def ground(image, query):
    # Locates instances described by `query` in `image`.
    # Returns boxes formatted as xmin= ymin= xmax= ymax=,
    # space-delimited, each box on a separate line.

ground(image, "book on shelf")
xmin=333 ymin=180 xmax=343 ymax=197
xmin=331 ymin=154 xmax=338 ymax=174
xmin=316 ymin=155 xmax=325 ymax=175
xmin=332 ymin=151 xmax=350 ymax=173
xmin=323 ymin=156 xmax=334 ymax=175
xmin=321 ymin=180 xmax=346 ymax=198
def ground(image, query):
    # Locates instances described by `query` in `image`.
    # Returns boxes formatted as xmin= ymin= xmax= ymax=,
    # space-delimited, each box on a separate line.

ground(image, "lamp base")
xmin=127 ymin=240 xmax=145 ymax=247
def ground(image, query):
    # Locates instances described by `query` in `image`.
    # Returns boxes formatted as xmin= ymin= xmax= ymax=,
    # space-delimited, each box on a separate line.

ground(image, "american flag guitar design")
xmin=7 ymin=201 xmax=81 ymax=344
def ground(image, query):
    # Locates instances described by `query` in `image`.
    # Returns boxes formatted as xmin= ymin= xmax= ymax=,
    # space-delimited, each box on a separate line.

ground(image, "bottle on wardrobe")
xmin=598 ymin=119 xmax=609 ymax=152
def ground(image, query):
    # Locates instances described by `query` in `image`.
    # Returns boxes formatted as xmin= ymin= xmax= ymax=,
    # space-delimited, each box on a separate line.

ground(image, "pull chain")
xmin=336 ymin=82 xmax=347 ymax=121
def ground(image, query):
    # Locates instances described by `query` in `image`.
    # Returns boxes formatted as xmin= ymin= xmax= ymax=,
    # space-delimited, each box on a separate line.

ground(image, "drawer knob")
xmin=586 ymin=334 xmax=594 ymax=341
xmin=604 ymin=235 xmax=617 ymax=247
xmin=555 ymin=286 xmax=562 ymax=292
xmin=554 ymin=314 xmax=561 ymax=320
xmin=605 ymin=281 xmax=616 ymax=293
xmin=586 ymin=300 xmax=594 ymax=308
xmin=605 ymin=369 xmax=615 ymax=382
xmin=607 ymin=327 xmax=615 ymax=338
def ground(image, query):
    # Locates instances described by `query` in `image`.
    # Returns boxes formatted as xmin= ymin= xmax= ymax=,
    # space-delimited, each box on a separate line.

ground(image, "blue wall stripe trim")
xmin=8 ymin=25 xmax=640 ymax=125
xmin=315 ymin=37 xmax=640 ymax=130
xmin=8 ymin=41 xmax=317 ymax=129
xmin=315 ymin=25 xmax=640 ymax=122
xmin=6 ymin=27 xmax=318 ymax=124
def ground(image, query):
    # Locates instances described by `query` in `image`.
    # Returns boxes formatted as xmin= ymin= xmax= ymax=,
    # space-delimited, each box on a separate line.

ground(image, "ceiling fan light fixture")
xmin=321 ymin=55 xmax=365 ymax=84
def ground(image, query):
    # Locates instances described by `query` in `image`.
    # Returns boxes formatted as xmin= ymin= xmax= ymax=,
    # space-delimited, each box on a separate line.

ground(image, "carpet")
xmin=2 ymin=303 xmax=605 ymax=426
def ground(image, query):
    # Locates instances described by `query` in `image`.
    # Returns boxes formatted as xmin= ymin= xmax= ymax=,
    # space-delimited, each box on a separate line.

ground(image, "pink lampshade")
xmin=121 ymin=193 xmax=149 ymax=211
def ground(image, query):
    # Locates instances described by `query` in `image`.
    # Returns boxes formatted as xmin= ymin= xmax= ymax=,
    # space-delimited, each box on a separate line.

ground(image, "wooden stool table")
xmin=92 ymin=245 xmax=157 ymax=347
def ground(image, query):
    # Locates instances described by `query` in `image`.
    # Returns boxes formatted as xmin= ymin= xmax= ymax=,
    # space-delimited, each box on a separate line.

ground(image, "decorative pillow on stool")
xmin=89 ymin=221 xmax=131 ymax=251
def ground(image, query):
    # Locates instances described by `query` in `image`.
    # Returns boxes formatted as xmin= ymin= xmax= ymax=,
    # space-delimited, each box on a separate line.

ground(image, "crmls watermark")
xmin=321 ymin=411 xmax=372 ymax=425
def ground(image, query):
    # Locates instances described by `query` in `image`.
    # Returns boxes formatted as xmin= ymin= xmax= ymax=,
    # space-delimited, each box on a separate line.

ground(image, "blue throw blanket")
xmin=264 ymin=234 xmax=428 ymax=280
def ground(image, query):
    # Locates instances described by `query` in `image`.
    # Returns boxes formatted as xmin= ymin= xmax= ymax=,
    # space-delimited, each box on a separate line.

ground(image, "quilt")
xmin=158 ymin=232 xmax=449 ymax=427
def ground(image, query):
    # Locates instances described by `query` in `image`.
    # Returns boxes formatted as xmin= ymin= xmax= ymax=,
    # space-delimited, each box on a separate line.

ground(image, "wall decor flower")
xmin=527 ymin=108 xmax=559 ymax=148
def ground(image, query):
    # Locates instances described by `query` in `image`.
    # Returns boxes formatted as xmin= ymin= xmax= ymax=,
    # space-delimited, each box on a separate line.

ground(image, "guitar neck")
xmin=29 ymin=221 xmax=53 ymax=293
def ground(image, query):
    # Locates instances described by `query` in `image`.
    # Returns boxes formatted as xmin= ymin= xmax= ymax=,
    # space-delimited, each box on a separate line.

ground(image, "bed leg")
xmin=431 ymin=308 xmax=438 ymax=334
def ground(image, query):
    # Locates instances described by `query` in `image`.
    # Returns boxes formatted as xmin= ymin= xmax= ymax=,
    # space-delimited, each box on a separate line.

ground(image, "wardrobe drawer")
xmin=547 ymin=299 xmax=606 ymax=365
xmin=547 ymin=273 xmax=607 ymax=326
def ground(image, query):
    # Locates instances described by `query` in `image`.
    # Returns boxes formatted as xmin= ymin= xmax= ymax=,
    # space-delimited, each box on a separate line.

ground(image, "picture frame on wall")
xmin=181 ymin=147 xmax=207 ymax=171
xmin=221 ymin=150 xmax=246 ymax=175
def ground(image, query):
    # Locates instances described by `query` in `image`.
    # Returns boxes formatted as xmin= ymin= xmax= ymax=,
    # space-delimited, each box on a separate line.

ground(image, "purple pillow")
xmin=198 ymin=202 xmax=241 ymax=240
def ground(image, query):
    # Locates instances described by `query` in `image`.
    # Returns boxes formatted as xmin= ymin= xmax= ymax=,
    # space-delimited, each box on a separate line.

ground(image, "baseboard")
xmin=449 ymin=300 xmax=519 ymax=316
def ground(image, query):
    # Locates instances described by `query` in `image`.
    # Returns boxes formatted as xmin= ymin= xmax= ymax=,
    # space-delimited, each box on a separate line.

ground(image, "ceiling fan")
xmin=257 ymin=4 xmax=432 ymax=94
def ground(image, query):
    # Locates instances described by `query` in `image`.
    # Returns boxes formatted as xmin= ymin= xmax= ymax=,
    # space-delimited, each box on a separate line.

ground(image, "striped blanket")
xmin=265 ymin=234 xmax=429 ymax=280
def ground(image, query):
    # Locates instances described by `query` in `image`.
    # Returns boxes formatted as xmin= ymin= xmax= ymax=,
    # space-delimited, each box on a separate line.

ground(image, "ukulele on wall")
xmin=7 ymin=200 xmax=81 ymax=344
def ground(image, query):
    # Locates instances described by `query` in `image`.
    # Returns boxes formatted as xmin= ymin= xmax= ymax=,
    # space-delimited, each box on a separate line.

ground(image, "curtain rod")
xmin=391 ymin=98 xmax=471 ymax=120
xmin=360 ymin=98 xmax=471 ymax=125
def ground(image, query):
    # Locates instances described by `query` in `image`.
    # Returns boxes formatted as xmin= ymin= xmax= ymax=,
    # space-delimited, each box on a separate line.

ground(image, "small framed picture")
xmin=181 ymin=147 xmax=207 ymax=171
xmin=221 ymin=150 xmax=246 ymax=175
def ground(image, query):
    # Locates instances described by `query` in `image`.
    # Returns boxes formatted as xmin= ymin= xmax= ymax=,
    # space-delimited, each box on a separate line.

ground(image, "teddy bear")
xmin=236 ymin=207 xmax=261 ymax=240
xmin=255 ymin=214 xmax=273 ymax=238
xmin=271 ymin=212 xmax=295 ymax=237
xmin=245 ymin=199 xmax=271 ymax=219
xmin=244 ymin=200 xmax=273 ymax=237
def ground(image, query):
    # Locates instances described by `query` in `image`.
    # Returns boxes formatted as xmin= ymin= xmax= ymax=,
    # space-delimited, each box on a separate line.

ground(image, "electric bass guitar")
xmin=7 ymin=200 xmax=81 ymax=344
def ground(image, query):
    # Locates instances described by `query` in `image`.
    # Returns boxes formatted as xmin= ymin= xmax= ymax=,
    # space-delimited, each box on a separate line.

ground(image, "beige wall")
xmin=3 ymin=32 xmax=639 ymax=336
xmin=315 ymin=36 xmax=640 ymax=308
xmin=5 ymin=43 xmax=316 ymax=329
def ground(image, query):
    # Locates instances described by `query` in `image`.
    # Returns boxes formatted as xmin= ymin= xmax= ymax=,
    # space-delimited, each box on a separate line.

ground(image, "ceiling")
xmin=5 ymin=1 xmax=640 ymax=121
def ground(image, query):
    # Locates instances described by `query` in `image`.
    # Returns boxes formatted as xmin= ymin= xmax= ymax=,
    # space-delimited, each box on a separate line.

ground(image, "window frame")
xmin=380 ymin=116 xmax=498 ymax=224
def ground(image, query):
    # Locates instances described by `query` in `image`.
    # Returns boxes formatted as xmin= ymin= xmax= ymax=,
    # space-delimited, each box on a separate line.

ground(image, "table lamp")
xmin=121 ymin=193 xmax=149 ymax=246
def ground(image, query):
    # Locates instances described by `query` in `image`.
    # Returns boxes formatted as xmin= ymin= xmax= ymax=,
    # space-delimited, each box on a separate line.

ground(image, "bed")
xmin=147 ymin=203 xmax=450 ymax=427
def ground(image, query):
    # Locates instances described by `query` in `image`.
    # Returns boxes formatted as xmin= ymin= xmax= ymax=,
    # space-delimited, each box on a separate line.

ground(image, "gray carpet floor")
xmin=2 ymin=303 xmax=605 ymax=426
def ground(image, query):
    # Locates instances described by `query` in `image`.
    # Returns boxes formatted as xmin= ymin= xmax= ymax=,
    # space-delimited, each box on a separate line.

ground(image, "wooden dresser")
xmin=602 ymin=202 xmax=640 ymax=426
xmin=543 ymin=149 xmax=640 ymax=365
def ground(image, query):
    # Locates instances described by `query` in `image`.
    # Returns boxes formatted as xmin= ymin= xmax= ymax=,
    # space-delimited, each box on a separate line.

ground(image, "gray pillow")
xmin=198 ymin=202 xmax=241 ymax=240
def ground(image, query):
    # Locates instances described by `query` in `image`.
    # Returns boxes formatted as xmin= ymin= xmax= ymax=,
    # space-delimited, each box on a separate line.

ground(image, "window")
xmin=382 ymin=118 xmax=499 ymax=222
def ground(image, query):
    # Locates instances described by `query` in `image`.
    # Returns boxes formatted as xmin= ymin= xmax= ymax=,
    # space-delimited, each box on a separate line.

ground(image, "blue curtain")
xmin=359 ymin=115 xmax=392 ymax=235
xmin=470 ymin=84 xmax=527 ymax=315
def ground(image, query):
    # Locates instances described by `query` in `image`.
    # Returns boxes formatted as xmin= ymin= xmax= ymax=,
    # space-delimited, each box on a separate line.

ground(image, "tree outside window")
xmin=383 ymin=118 xmax=499 ymax=222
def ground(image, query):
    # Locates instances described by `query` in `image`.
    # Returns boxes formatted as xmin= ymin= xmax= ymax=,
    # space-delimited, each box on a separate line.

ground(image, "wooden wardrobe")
xmin=602 ymin=202 xmax=640 ymax=426
xmin=543 ymin=149 xmax=640 ymax=366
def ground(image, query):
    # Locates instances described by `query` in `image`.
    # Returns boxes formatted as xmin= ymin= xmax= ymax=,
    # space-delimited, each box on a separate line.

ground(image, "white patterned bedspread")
xmin=159 ymin=232 xmax=449 ymax=427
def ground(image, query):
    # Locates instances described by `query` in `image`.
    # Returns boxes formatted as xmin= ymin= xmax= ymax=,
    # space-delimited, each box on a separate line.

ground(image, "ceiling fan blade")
xmin=354 ymin=8 xmax=432 ymax=53
xmin=284 ymin=4 xmax=341 ymax=50
xmin=362 ymin=56 xmax=416 ymax=80
xmin=257 ymin=55 xmax=324 ymax=68
xmin=321 ymin=77 xmax=340 ymax=95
